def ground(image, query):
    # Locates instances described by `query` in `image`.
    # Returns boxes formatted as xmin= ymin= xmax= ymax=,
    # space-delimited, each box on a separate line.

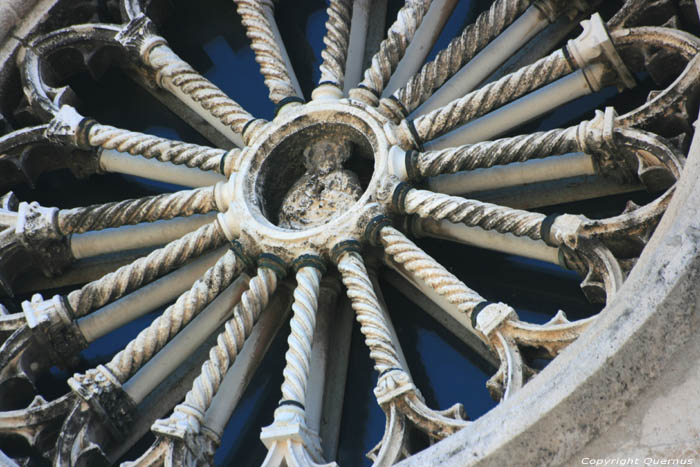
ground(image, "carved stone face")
xmin=278 ymin=137 xmax=363 ymax=230
xmin=302 ymin=138 xmax=352 ymax=174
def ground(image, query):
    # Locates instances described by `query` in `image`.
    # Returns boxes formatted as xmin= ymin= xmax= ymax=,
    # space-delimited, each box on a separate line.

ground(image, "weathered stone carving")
xmin=0 ymin=192 xmax=71 ymax=297
xmin=0 ymin=0 xmax=698 ymax=465
xmin=278 ymin=139 xmax=362 ymax=230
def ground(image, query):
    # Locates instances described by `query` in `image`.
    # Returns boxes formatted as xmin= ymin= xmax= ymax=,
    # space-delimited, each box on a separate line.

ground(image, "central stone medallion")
xmin=278 ymin=137 xmax=363 ymax=230
xmin=222 ymin=100 xmax=393 ymax=262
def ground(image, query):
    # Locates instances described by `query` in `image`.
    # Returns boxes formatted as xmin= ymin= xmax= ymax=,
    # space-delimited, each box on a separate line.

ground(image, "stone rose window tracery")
xmin=0 ymin=0 xmax=698 ymax=465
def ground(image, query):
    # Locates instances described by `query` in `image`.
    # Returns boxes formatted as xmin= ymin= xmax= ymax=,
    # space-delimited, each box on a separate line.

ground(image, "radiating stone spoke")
xmin=380 ymin=0 xmax=534 ymax=119
xmin=335 ymin=247 xmax=403 ymax=374
xmin=317 ymin=0 xmax=353 ymax=94
xmin=42 ymin=105 xmax=229 ymax=187
xmin=0 ymin=187 xmax=221 ymax=298
xmin=69 ymin=214 xmax=217 ymax=261
xmin=234 ymin=0 xmax=303 ymax=104
xmin=466 ymin=174 xmax=644 ymax=211
xmin=400 ymin=108 xmax=682 ymax=197
xmin=309 ymin=278 xmax=348 ymax=461
xmin=126 ymin=286 xmax=293 ymax=467
xmin=99 ymin=150 xmax=227 ymax=188
xmin=44 ymin=105 xmax=235 ymax=175
xmin=411 ymin=1 xmax=594 ymax=119
xmin=375 ymin=222 xmax=592 ymax=399
xmin=484 ymin=1 xmax=592 ymax=84
xmin=408 ymin=216 xmax=562 ymax=269
xmin=376 ymin=224 xmax=487 ymax=329
xmin=279 ymin=264 xmax=323 ymax=406
xmin=348 ymin=0 xmax=433 ymax=106
xmin=105 ymin=249 xmax=243 ymax=384
xmin=376 ymin=224 xmax=593 ymax=400
xmin=409 ymin=48 xmax=574 ymax=144
xmin=420 ymin=63 xmax=605 ymax=149
xmin=395 ymin=183 xmax=546 ymax=241
xmin=335 ymin=247 xmax=412 ymax=463
xmin=66 ymin=220 xmax=227 ymax=318
xmin=145 ymin=258 xmax=283 ymax=465
xmin=259 ymin=259 xmax=332 ymax=467
xmin=342 ymin=0 xmax=375 ymax=93
xmin=412 ymin=116 xmax=683 ymax=209
xmin=382 ymin=0 xmax=459 ymax=98
xmin=414 ymin=19 xmax=700 ymax=152
xmin=401 ymin=7 xmax=632 ymax=133
xmin=118 ymin=15 xmax=263 ymax=147
xmin=57 ymin=186 xmax=217 ymax=235
xmin=391 ymin=179 xmax=671 ymax=302
xmin=369 ymin=265 xmax=469 ymax=441
xmin=407 ymin=125 xmax=581 ymax=179
xmin=86 ymin=122 xmax=234 ymax=174
xmin=380 ymin=267 xmax=498 ymax=367
xmin=335 ymin=244 xmax=468 ymax=457
xmin=0 ymin=248 xmax=232 ymax=409
xmin=42 ymin=253 xmax=256 ymax=466
xmin=334 ymin=249 xmax=400 ymax=365
xmin=78 ymin=247 xmax=228 ymax=351
xmin=366 ymin=265 xmax=411 ymax=373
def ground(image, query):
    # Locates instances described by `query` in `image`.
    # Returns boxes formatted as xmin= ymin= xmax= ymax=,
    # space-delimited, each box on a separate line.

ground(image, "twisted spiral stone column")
xmin=147 ymin=43 xmax=260 ymax=136
xmin=280 ymin=265 xmax=322 ymax=406
xmin=87 ymin=123 xmax=229 ymax=172
xmin=234 ymin=0 xmax=300 ymax=103
xmin=412 ymin=49 xmax=573 ymax=143
xmin=159 ymin=266 xmax=278 ymax=432
xmin=56 ymin=186 xmax=216 ymax=235
xmin=319 ymin=0 xmax=352 ymax=89
xmin=385 ymin=0 xmax=532 ymax=116
xmin=401 ymin=186 xmax=546 ymax=240
xmin=66 ymin=221 xmax=226 ymax=318
xmin=106 ymin=250 xmax=241 ymax=382
xmin=336 ymin=250 xmax=402 ymax=374
xmin=379 ymin=225 xmax=484 ymax=315
xmin=413 ymin=125 xmax=580 ymax=177
xmin=350 ymin=0 xmax=432 ymax=104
